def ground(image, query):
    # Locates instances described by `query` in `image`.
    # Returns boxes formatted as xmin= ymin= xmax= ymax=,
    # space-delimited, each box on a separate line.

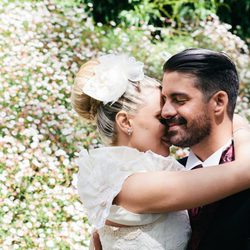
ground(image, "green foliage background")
xmin=79 ymin=0 xmax=250 ymax=42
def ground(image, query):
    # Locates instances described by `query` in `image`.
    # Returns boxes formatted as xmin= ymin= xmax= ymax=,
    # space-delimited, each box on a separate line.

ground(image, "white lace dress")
xmin=77 ymin=146 xmax=191 ymax=250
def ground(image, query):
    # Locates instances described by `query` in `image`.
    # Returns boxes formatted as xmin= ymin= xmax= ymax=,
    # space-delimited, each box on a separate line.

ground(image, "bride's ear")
xmin=116 ymin=111 xmax=133 ymax=136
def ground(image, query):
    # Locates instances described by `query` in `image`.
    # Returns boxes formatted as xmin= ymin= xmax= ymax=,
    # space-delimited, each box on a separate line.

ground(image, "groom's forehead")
xmin=161 ymin=72 xmax=200 ymax=95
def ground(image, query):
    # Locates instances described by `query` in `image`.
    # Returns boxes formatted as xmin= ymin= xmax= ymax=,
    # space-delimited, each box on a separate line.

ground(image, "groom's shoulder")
xmin=178 ymin=157 xmax=188 ymax=166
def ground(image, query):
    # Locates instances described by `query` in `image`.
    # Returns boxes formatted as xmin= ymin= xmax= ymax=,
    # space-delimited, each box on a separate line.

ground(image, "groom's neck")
xmin=190 ymin=119 xmax=233 ymax=161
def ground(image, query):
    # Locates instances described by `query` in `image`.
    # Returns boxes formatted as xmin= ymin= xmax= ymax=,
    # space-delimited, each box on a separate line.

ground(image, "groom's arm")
xmin=89 ymin=231 xmax=102 ymax=250
xmin=92 ymin=231 xmax=102 ymax=250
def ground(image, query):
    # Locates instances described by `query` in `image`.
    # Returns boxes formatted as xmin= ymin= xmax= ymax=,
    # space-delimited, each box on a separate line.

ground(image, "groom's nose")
xmin=161 ymin=102 xmax=177 ymax=119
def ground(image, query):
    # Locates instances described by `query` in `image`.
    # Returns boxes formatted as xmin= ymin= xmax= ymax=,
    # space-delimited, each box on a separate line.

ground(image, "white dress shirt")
xmin=185 ymin=140 xmax=232 ymax=170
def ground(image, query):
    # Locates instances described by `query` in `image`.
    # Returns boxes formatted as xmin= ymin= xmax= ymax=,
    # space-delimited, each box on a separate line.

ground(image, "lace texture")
xmin=76 ymin=146 xmax=184 ymax=229
xmin=99 ymin=211 xmax=191 ymax=250
xmin=76 ymin=146 xmax=191 ymax=249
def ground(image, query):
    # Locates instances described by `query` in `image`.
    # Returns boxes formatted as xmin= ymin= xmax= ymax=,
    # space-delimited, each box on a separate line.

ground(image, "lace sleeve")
xmin=76 ymin=148 xmax=137 ymax=229
xmin=76 ymin=147 xmax=184 ymax=229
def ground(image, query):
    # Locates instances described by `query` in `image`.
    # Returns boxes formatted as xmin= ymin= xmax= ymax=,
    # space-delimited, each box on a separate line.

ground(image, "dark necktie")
xmin=189 ymin=164 xmax=203 ymax=218
xmin=188 ymin=144 xmax=234 ymax=250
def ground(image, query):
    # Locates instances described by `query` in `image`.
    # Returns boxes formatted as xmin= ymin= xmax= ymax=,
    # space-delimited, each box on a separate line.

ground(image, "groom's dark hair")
xmin=163 ymin=48 xmax=239 ymax=119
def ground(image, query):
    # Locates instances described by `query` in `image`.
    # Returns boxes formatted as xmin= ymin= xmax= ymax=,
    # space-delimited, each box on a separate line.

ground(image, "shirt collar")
xmin=186 ymin=139 xmax=232 ymax=170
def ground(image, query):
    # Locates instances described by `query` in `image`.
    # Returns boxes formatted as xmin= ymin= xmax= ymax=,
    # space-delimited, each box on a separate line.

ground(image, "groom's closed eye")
xmin=172 ymin=95 xmax=188 ymax=105
xmin=162 ymin=93 xmax=189 ymax=105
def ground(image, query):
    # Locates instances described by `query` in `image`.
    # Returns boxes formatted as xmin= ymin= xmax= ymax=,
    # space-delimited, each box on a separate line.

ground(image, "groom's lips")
xmin=168 ymin=122 xmax=182 ymax=129
xmin=166 ymin=117 xmax=187 ymax=130
xmin=168 ymin=122 xmax=178 ymax=127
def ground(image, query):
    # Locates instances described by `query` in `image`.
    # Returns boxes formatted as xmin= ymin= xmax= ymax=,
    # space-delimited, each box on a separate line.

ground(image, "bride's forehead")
xmin=139 ymin=89 xmax=162 ymax=109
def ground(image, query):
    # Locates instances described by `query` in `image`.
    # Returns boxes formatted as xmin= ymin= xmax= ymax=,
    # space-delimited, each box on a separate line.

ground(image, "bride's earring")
xmin=127 ymin=128 xmax=133 ymax=136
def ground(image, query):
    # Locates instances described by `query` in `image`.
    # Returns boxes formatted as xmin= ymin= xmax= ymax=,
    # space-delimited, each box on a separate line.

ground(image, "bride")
xmin=71 ymin=54 xmax=250 ymax=249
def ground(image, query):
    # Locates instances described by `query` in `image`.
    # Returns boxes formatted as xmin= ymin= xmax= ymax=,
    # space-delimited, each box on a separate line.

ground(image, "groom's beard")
xmin=165 ymin=112 xmax=212 ymax=148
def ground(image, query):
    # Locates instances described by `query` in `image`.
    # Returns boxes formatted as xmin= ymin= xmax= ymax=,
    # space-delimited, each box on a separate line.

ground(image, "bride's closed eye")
xmin=159 ymin=117 xmax=167 ymax=125
xmin=155 ymin=112 xmax=164 ymax=123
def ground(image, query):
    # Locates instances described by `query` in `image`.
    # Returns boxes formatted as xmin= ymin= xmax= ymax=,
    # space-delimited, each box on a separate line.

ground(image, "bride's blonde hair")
xmin=71 ymin=58 xmax=160 ymax=145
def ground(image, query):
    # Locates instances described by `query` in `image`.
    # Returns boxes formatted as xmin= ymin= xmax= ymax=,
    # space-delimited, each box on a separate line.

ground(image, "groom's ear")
xmin=115 ymin=111 xmax=132 ymax=135
xmin=211 ymin=91 xmax=228 ymax=116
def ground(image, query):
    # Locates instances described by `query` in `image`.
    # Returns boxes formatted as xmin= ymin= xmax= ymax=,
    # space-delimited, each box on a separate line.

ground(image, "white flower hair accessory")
xmin=82 ymin=54 xmax=144 ymax=104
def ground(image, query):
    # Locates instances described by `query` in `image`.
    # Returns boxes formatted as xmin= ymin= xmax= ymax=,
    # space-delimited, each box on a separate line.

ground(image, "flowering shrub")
xmin=0 ymin=1 xmax=249 ymax=249
xmin=193 ymin=14 xmax=250 ymax=85
xmin=192 ymin=14 xmax=250 ymax=120
xmin=0 ymin=1 xmax=98 ymax=249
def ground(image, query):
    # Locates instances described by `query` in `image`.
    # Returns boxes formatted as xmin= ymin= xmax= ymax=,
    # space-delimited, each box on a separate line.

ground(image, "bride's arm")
xmin=114 ymin=116 xmax=250 ymax=213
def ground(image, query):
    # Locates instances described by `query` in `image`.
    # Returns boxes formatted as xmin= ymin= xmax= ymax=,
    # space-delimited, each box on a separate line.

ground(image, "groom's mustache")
xmin=160 ymin=116 xmax=187 ymax=127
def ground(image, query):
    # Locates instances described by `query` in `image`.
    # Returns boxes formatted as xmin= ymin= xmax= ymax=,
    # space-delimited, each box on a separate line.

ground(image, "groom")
xmin=93 ymin=48 xmax=250 ymax=250
xmin=161 ymin=48 xmax=250 ymax=250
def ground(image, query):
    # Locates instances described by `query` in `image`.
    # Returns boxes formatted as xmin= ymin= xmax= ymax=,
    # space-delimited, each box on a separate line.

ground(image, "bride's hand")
xmin=233 ymin=114 xmax=250 ymax=133
xmin=233 ymin=114 xmax=250 ymax=161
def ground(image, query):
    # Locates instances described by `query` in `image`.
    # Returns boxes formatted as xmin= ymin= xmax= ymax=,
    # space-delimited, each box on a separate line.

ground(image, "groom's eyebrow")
xmin=161 ymin=91 xmax=189 ymax=99
xmin=168 ymin=92 xmax=190 ymax=99
xmin=171 ymin=92 xmax=189 ymax=97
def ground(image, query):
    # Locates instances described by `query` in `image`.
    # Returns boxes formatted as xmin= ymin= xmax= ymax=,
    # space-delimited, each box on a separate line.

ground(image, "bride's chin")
xmin=161 ymin=151 xmax=170 ymax=157
xmin=161 ymin=139 xmax=171 ymax=148
xmin=159 ymin=146 xmax=170 ymax=157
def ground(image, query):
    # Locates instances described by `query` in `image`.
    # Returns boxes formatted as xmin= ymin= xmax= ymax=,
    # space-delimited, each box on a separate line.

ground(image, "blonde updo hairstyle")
xmin=71 ymin=58 xmax=160 ymax=145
